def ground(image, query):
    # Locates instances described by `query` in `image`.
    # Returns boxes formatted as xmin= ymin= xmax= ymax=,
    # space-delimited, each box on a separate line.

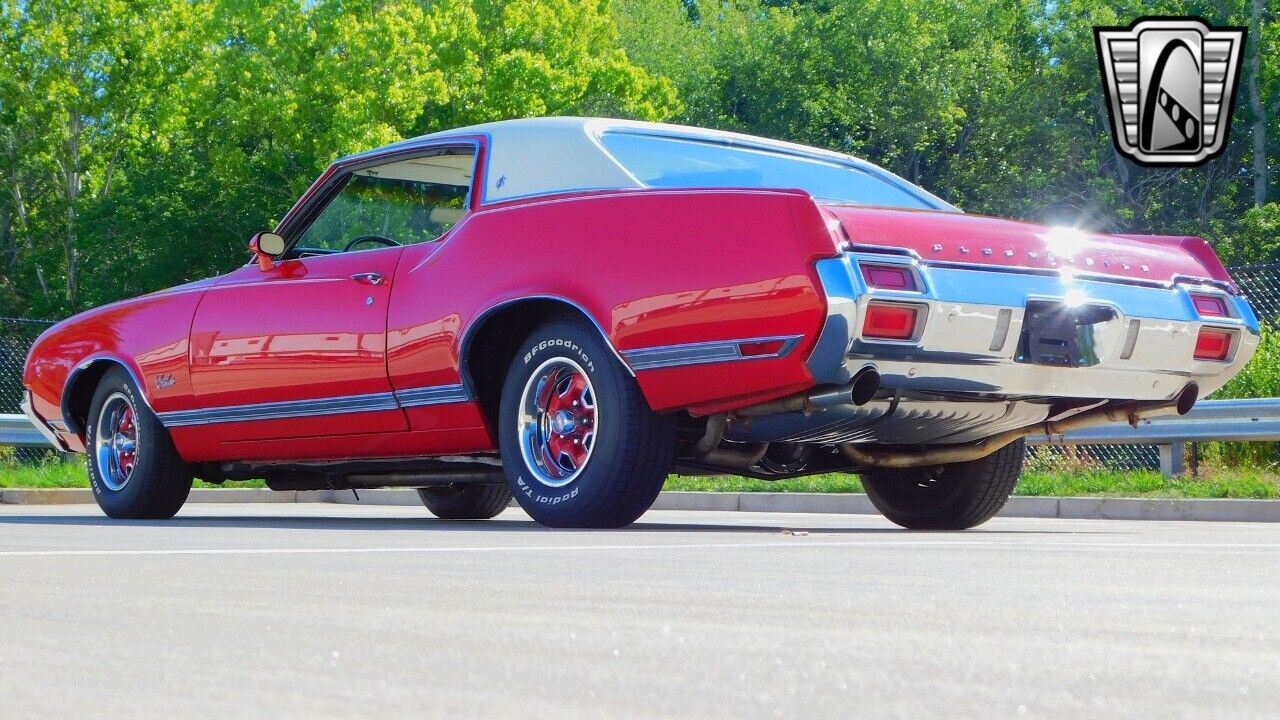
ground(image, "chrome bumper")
xmin=808 ymin=251 xmax=1261 ymax=402
xmin=19 ymin=390 xmax=70 ymax=451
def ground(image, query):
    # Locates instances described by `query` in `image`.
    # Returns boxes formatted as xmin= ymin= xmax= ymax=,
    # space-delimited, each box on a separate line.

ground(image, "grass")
xmin=1016 ymin=467 xmax=1280 ymax=499
xmin=665 ymin=473 xmax=866 ymax=493
xmin=668 ymin=467 xmax=1280 ymax=499
xmin=0 ymin=454 xmax=262 ymax=489
xmin=4 ymin=456 xmax=1277 ymax=499
xmin=0 ymin=458 xmax=90 ymax=488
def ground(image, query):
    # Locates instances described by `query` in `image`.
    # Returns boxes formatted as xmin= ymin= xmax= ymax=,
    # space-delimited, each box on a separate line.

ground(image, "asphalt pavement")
xmin=0 ymin=503 xmax=1277 ymax=719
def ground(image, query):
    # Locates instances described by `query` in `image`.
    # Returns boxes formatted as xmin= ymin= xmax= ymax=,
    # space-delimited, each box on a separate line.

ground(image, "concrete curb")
xmin=654 ymin=491 xmax=1280 ymax=521
xmin=1 ymin=487 xmax=1278 ymax=522
xmin=0 ymin=488 xmax=96 ymax=505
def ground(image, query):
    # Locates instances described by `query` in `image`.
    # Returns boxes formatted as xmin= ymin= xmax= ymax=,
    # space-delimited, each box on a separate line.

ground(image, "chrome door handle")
xmin=351 ymin=272 xmax=384 ymax=285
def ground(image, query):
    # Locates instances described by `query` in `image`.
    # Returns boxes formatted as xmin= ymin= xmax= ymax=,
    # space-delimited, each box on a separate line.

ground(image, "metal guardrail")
xmin=1025 ymin=398 xmax=1280 ymax=444
xmin=0 ymin=413 xmax=50 ymax=447
xmin=1023 ymin=398 xmax=1280 ymax=476
xmin=3 ymin=398 xmax=1277 ymax=475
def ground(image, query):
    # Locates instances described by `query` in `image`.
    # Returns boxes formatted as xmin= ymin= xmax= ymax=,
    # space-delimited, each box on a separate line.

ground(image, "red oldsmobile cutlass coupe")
xmin=21 ymin=118 xmax=1260 ymax=528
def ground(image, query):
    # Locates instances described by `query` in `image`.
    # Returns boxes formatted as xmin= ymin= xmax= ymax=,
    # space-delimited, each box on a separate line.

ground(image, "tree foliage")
xmin=617 ymin=0 xmax=1279 ymax=243
xmin=1 ymin=0 xmax=1276 ymax=319
xmin=0 ymin=0 xmax=676 ymax=317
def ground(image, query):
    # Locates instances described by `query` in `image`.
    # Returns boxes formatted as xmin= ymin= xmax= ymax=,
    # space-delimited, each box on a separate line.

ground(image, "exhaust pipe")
xmin=840 ymin=383 xmax=1199 ymax=469
xmin=346 ymin=470 xmax=506 ymax=488
xmin=697 ymin=442 xmax=769 ymax=470
xmin=736 ymin=366 xmax=881 ymax=418
xmin=686 ymin=413 xmax=768 ymax=470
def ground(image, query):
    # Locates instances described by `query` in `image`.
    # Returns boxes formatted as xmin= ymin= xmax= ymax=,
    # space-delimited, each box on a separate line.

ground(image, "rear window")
xmin=599 ymin=132 xmax=936 ymax=209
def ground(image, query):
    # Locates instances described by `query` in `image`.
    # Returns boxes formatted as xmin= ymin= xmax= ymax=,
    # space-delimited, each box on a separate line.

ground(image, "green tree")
xmin=416 ymin=0 xmax=680 ymax=133
xmin=0 ymin=0 xmax=674 ymax=318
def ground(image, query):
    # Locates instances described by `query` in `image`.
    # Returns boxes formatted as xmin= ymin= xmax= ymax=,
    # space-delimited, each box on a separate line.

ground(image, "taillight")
xmin=1191 ymin=294 xmax=1228 ymax=317
xmin=864 ymin=303 xmax=918 ymax=340
xmin=1193 ymin=328 xmax=1232 ymax=361
xmin=860 ymin=263 xmax=918 ymax=291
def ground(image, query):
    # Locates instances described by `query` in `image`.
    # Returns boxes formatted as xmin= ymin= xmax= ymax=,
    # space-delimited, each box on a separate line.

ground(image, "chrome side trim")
xmin=623 ymin=335 xmax=802 ymax=371
xmin=157 ymin=391 xmax=400 ymax=427
xmin=154 ymin=383 xmax=475 ymax=427
xmin=395 ymin=384 xmax=471 ymax=408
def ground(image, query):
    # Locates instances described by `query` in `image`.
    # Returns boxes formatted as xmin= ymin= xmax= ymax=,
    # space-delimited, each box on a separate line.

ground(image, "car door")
xmin=185 ymin=146 xmax=477 ymax=443
xmin=188 ymin=246 xmax=406 ymax=442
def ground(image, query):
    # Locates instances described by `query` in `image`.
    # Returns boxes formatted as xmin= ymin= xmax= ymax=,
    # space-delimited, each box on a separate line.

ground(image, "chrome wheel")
xmin=517 ymin=357 xmax=597 ymax=488
xmin=94 ymin=392 xmax=138 ymax=492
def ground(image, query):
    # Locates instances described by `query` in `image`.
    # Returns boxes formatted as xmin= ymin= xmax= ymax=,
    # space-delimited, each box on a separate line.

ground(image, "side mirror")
xmin=249 ymin=232 xmax=286 ymax=272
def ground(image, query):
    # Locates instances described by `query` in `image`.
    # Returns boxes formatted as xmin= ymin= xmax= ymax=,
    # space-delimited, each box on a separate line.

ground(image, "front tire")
xmin=417 ymin=484 xmax=512 ymax=520
xmin=86 ymin=368 xmax=193 ymax=519
xmin=860 ymin=439 xmax=1025 ymax=530
xmin=498 ymin=317 xmax=675 ymax=528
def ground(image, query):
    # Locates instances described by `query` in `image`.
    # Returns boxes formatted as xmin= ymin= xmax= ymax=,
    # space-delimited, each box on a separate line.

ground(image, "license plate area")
xmin=1016 ymin=300 xmax=1116 ymax=367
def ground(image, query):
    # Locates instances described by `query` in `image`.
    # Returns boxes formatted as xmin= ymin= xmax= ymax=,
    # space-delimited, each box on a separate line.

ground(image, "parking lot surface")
xmin=1 ymin=504 xmax=1277 ymax=719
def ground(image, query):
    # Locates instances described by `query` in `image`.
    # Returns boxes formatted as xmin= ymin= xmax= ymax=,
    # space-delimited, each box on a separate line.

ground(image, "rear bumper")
xmin=808 ymin=250 xmax=1260 ymax=402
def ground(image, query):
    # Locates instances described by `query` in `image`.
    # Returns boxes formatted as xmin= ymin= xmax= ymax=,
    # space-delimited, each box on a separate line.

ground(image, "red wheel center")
xmin=536 ymin=368 xmax=595 ymax=475
xmin=116 ymin=406 xmax=136 ymax=475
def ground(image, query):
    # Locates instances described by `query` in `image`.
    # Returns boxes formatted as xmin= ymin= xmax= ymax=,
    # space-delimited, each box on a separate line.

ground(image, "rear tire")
xmin=498 ymin=317 xmax=675 ymax=528
xmin=860 ymin=439 xmax=1025 ymax=530
xmin=417 ymin=484 xmax=512 ymax=520
xmin=86 ymin=367 xmax=193 ymax=519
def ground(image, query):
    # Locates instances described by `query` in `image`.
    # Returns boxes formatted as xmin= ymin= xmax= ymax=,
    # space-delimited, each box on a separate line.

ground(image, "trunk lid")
xmin=821 ymin=204 xmax=1235 ymax=290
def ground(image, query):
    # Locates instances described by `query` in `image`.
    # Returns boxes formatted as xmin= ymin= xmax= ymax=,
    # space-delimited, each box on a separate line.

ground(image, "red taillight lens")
xmin=860 ymin=263 xmax=917 ymax=291
xmin=863 ymin=303 xmax=918 ymax=340
xmin=1191 ymin=294 xmax=1228 ymax=317
xmin=738 ymin=339 xmax=787 ymax=357
xmin=1193 ymin=328 xmax=1232 ymax=361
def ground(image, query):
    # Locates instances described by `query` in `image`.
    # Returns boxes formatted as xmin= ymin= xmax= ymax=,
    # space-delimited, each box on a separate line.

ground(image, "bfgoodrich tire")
xmin=417 ymin=483 xmax=513 ymax=520
xmin=498 ymin=317 xmax=675 ymax=528
xmin=860 ymin=439 xmax=1025 ymax=530
xmin=86 ymin=367 xmax=193 ymax=519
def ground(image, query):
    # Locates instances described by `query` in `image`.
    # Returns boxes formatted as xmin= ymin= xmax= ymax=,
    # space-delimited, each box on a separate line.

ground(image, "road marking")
xmin=0 ymin=539 xmax=1276 ymax=558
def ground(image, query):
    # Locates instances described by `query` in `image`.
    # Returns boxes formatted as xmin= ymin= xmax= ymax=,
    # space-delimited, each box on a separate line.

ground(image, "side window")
xmin=295 ymin=148 xmax=475 ymax=253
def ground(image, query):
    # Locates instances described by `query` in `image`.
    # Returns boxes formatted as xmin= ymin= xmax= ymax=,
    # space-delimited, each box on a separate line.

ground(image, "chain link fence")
xmin=1025 ymin=443 xmax=1162 ymax=473
xmin=1 ymin=318 xmax=57 ymax=463
xmin=1 ymin=317 xmax=55 ymax=414
xmin=1233 ymin=263 xmax=1280 ymax=324
xmin=2 ymin=263 xmax=1278 ymax=474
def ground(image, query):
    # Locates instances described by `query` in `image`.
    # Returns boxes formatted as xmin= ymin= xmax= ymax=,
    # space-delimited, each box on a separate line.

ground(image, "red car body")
xmin=20 ymin=117 xmax=1260 ymax=527
xmin=25 ymin=185 xmax=839 ymax=459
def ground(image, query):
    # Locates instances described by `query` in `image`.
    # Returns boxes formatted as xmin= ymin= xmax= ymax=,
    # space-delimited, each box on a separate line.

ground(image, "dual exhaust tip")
xmin=1176 ymin=382 xmax=1199 ymax=416
xmin=736 ymin=365 xmax=881 ymax=418
xmin=810 ymin=365 xmax=881 ymax=409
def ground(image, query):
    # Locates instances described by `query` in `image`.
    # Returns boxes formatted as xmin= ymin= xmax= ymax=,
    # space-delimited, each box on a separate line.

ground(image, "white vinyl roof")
xmin=342 ymin=117 xmax=950 ymax=207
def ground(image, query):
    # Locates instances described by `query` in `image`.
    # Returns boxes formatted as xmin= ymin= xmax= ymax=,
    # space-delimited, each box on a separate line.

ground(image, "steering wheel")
xmin=343 ymin=234 xmax=400 ymax=252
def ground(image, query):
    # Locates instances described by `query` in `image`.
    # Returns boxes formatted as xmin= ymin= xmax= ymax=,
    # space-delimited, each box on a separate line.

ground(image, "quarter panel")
xmin=387 ymin=188 xmax=829 ymax=423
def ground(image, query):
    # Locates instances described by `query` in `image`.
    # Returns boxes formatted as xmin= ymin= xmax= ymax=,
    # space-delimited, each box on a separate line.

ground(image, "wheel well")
xmin=462 ymin=299 xmax=609 ymax=427
xmin=62 ymin=360 xmax=123 ymax=437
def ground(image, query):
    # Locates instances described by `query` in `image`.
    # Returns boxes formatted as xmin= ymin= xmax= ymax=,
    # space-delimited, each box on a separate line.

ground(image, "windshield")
xmin=599 ymin=132 xmax=938 ymax=210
